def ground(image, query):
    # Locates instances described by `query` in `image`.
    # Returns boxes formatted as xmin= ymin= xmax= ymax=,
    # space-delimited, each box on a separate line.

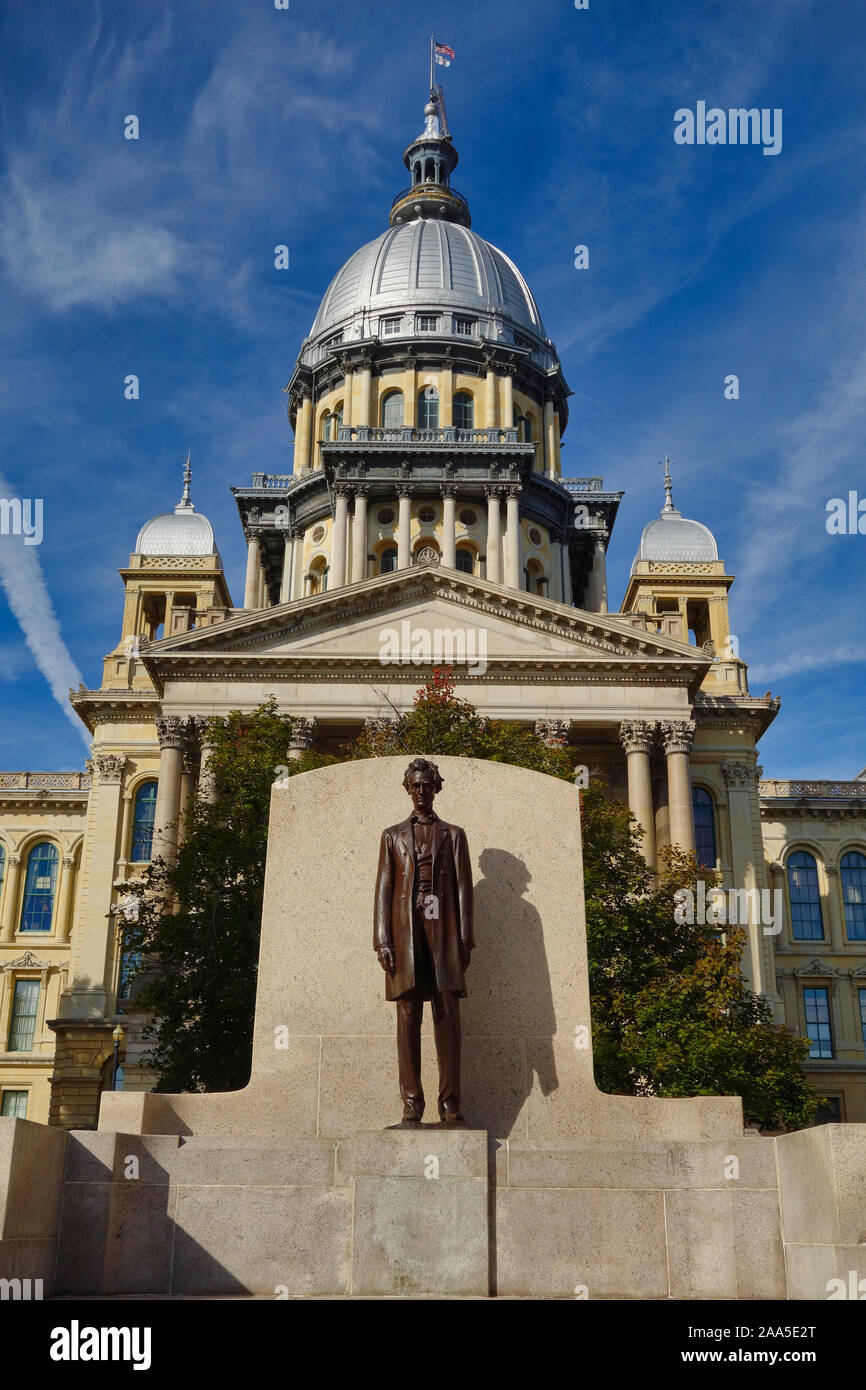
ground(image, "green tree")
xmin=125 ymin=675 xmax=819 ymax=1128
xmin=123 ymin=700 xmax=335 ymax=1092
xmin=580 ymin=782 xmax=818 ymax=1130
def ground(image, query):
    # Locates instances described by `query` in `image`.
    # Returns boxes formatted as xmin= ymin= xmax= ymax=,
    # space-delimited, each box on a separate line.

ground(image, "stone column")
xmin=441 ymin=486 xmax=457 ymax=569
xmin=397 ymin=485 xmax=412 ymax=570
xmin=560 ymin=530 xmax=574 ymax=605
xmin=441 ymin=363 xmax=454 ymax=427
xmin=0 ymin=854 xmax=21 ymax=941
xmin=153 ymin=717 xmax=186 ymax=864
xmin=342 ymin=369 xmax=354 ymax=428
xmin=331 ymin=486 xmax=350 ymax=589
xmin=590 ymin=535 xmax=608 ymax=613
xmin=824 ymin=863 xmax=844 ymax=950
xmin=292 ymin=391 xmax=312 ymax=475
xmin=54 ymin=856 xmax=77 ymax=942
xmin=486 ymin=489 xmax=502 ymax=585
xmin=288 ymin=718 xmax=318 ymax=762
xmin=279 ymin=530 xmax=294 ymax=604
xmin=195 ymin=717 xmax=220 ymax=805
xmin=178 ymin=739 xmax=198 ymax=846
xmin=290 ymin=526 xmax=303 ymax=600
xmin=351 ymin=487 xmax=369 ymax=584
xmin=484 ymin=360 xmax=498 ymax=428
xmin=501 ymin=366 xmax=515 ymax=429
xmin=256 ymin=565 xmax=267 ymax=609
xmin=548 ymin=533 xmax=563 ymax=602
xmin=243 ymin=528 xmax=261 ymax=609
xmin=722 ymin=759 xmax=767 ymax=996
xmin=354 ymin=355 xmax=372 ymax=428
xmin=504 ymin=486 xmax=521 ymax=589
xmin=543 ymin=393 xmax=556 ymax=479
xmin=620 ymin=721 xmax=658 ymax=866
xmin=115 ymin=790 xmax=135 ymax=878
xmin=403 ymin=357 xmax=417 ymax=426
xmin=661 ymin=720 xmax=696 ymax=856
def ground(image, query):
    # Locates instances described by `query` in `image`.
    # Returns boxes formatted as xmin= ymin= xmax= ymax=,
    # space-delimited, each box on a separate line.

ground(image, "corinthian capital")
xmin=619 ymin=720 xmax=656 ymax=756
xmin=722 ymin=760 xmax=757 ymax=789
xmin=659 ymin=720 xmax=696 ymax=756
xmin=535 ymin=718 xmax=572 ymax=748
xmin=156 ymin=715 xmax=187 ymax=751
xmin=95 ymin=754 xmax=126 ymax=784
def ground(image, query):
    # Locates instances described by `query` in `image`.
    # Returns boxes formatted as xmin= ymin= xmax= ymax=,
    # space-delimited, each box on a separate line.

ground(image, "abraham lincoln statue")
xmin=373 ymin=758 xmax=474 ymax=1126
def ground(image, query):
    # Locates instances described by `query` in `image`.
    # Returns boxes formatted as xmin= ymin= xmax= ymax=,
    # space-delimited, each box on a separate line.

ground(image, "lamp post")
xmin=110 ymin=1024 xmax=126 ymax=1091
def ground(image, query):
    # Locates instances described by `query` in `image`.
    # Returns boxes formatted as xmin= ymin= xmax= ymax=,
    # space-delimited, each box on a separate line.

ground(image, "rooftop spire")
xmin=659 ymin=454 xmax=679 ymax=515
xmin=176 ymin=450 xmax=195 ymax=514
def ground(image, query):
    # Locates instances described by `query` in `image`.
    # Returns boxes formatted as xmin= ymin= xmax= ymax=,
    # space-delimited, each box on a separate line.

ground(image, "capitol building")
xmin=1 ymin=92 xmax=864 ymax=1130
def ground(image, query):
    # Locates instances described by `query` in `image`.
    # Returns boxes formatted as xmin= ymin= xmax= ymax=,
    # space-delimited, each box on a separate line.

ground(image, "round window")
xmin=458 ymin=509 xmax=477 ymax=527
xmin=377 ymin=508 xmax=395 ymax=525
xmin=311 ymin=525 xmax=326 ymax=544
xmin=418 ymin=504 xmax=436 ymax=524
xmin=528 ymin=527 xmax=543 ymax=547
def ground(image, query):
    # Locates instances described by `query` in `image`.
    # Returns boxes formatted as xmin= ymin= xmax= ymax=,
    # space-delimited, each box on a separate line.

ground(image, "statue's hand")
xmin=377 ymin=946 xmax=395 ymax=976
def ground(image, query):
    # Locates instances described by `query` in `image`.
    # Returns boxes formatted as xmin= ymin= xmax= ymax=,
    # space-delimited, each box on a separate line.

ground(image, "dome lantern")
xmin=389 ymin=88 xmax=470 ymax=229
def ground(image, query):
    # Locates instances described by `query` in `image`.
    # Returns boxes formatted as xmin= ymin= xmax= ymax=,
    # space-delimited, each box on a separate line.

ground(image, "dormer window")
xmin=416 ymin=314 xmax=440 ymax=333
xmin=381 ymin=317 xmax=402 ymax=337
xmin=454 ymin=317 xmax=476 ymax=337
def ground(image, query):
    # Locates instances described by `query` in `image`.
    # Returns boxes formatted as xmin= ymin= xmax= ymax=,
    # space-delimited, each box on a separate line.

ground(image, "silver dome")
xmin=135 ymin=505 xmax=217 ymax=557
xmin=307 ymin=220 xmax=546 ymax=347
xmin=636 ymin=510 xmax=718 ymax=565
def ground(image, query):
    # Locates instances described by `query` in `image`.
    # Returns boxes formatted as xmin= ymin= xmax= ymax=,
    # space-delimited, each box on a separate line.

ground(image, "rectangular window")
xmin=380 ymin=317 xmax=402 ymax=337
xmin=8 ymin=979 xmax=40 ymax=1052
xmin=454 ymin=317 xmax=476 ymax=337
xmin=1 ymin=1090 xmax=28 ymax=1119
xmin=416 ymin=314 xmax=439 ymax=333
xmin=803 ymin=986 xmax=833 ymax=1059
xmin=513 ymin=333 xmax=532 ymax=350
xmin=860 ymin=988 xmax=866 ymax=1054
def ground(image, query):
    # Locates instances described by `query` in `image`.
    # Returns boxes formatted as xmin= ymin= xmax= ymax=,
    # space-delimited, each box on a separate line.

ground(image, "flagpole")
xmin=429 ymin=34 xmax=434 ymax=98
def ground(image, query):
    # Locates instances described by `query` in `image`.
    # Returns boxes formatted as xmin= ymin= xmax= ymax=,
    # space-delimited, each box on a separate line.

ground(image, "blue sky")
xmin=0 ymin=0 xmax=863 ymax=776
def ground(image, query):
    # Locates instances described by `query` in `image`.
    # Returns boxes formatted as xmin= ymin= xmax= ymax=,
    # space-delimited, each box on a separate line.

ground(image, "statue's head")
xmin=403 ymin=757 xmax=442 ymax=817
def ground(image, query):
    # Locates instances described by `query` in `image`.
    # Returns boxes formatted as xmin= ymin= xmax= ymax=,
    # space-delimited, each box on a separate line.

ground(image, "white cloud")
xmin=0 ymin=472 xmax=90 ymax=748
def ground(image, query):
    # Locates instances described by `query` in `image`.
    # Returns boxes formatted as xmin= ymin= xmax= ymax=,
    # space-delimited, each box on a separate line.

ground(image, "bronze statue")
xmin=374 ymin=758 xmax=474 ymax=1126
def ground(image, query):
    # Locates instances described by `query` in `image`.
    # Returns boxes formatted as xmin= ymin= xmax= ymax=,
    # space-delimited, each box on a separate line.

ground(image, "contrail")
xmin=0 ymin=472 xmax=90 ymax=751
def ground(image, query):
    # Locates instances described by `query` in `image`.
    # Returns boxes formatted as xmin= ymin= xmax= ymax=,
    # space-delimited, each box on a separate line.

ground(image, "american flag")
xmin=434 ymin=41 xmax=456 ymax=67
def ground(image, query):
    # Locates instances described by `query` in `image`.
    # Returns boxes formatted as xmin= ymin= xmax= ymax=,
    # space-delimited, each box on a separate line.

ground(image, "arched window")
xmin=418 ymin=386 xmax=439 ymax=430
xmin=308 ymin=560 xmax=329 ymax=596
xmin=425 ymin=158 xmax=435 ymax=181
xmin=522 ymin=415 xmax=535 ymax=442
xmin=692 ymin=787 xmax=717 ymax=868
xmin=787 ymin=851 xmax=824 ymax=940
xmin=333 ymin=404 xmax=343 ymax=437
xmin=841 ymin=851 xmax=866 ymax=940
xmin=453 ymin=392 xmax=474 ymax=430
xmin=130 ymin=781 xmax=158 ymax=863
xmin=455 ymin=548 xmax=474 ymax=574
xmin=381 ymin=547 xmax=398 ymax=574
xmin=381 ymin=391 xmax=404 ymax=429
xmin=524 ymin=559 xmax=546 ymax=596
xmin=322 ymin=412 xmax=333 ymax=442
xmin=20 ymin=842 xmax=59 ymax=932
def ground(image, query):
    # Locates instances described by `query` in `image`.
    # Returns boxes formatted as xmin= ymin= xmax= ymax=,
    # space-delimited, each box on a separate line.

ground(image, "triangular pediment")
xmin=143 ymin=568 xmax=708 ymax=686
